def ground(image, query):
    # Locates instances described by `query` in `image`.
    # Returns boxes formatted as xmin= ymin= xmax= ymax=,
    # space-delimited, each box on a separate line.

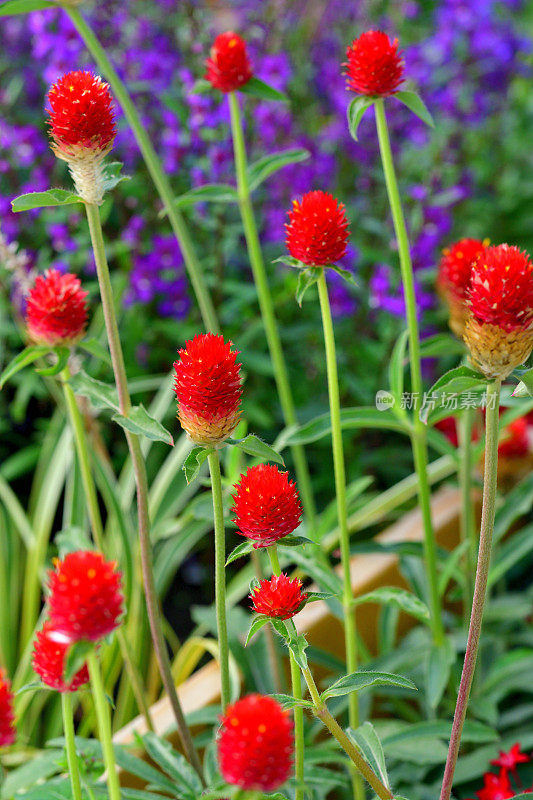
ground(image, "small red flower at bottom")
xmin=476 ymin=769 xmax=514 ymax=800
xmin=285 ymin=190 xmax=349 ymax=267
xmin=250 ymin=573 xmax=308 ymax=619
xmin=25 ymin=269 xmax=88 ymax=346
xmin=344 ymin=30 xmax=405 ymax=97
xmin=204 ymin=31 xmax=253 ymax=93
xmin=218 ymin=694 xmax=293 ymax=791
xmin=48 ymin=550 xmax=124 ymax=642
xmin=491 ymin=743 xmax=530 ymax=771
xmin=32 ymin=621 xmax=90 ymax=693
xmin=0 ymin=669 xmax=15 ymax=747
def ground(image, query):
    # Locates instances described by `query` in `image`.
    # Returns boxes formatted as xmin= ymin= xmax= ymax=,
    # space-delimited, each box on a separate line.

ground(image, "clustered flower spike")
xmin=0 ymin=669 xmax=15 ymax=747
xmin=32 ymin=621 xmax=90 ymax=693
xmin=344 ymin=30 xmax=405 ymax=97
xmin=250 ymin=573 xmax=307 ymax=619
xmin=285 ymin=190 xmax=349 ymax=267
xmin=173 ymin=333 xmax=242 ymax=447
xmin=205 ymin=31 xmax=253 ymax=93
xmin=217 ymin=694 xmax=293 ymax=790
xmin=464 ymin=244 xmax=533 ymax=379
xmin=438 ymin=238 xmax=487 ymax=337
xmin=47 ymin=71 xmax=116 ymax=204
xmin=232 ymin=463 xmax=303 ymax=548
xmin=25 ymin=269 xmax=88 ymax=347
xmin=48 ymin=550 xmax=124 ymax=642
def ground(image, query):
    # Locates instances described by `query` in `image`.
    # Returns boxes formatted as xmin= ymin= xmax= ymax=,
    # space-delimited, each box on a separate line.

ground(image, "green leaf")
xmin=0 ymin=345 xmax=51 ymax=388
xmin=426 ymin=637 xmax=455 ymax=709
xmin=142 ymin=732 xmax=202 ymax=796
xmin=239 ymin=76 xmax=288 ymax=102
xmin=0 ymin=751 xmax=63 ymax=798
xmin=245 ymin=615 xmax=270 ymax=645
xmin=78 ymin=338 xmax=111 ymax=365
xmin=382 ymin=719 xmax=497 ymax=747
xmin=287 ymin=634 xmax=309 ymax=671
xmin=102 ymin=161 xmax=130 ymax=192
xmin=420 ymin=366 xmax=488 ymax=424
xmin=273 ymin=255 xmax=306 ymax=269
xmin=182 ymin=445 xmax=211 ymax=484
xmin=281 ymin=407 xmax=408 ymax=446
xmin=353 ymin=587 xmax=431 ymax=624
xmin=113 ymin=404 xmax=174 ymax=446
xmin=15 ymin=681 xmax=48 ymax=696
xmin=347 ymin=96 xmax=376 ymax=141
xmin=226 ymin=540 xmax=255 ymax=565
xmin=305 ymin=591 xmax=336 ymax=603
xmin=388 ymin=329 xmax=409 ymax=414
xmin=513 ymin=367 xmax=533 ymax=397
xmin=269 ymin=693 xmax=314 ymax=710
xmin=68 ymin=370 xmax=119 ymax=411
xmin=0 ymin=0 xmax=56 ymax=16
xmin=296 ymin=266 xmax=321 ymax=306
xmin=278 ymin=535 xmax=313 ymax=547
xmin=322 ymin=670 xmax=417 ymax=700
xmin=230 ymin=433 xmax=284 ymax=465
xmin=247 ymin=148 xmax=310 ymax=192
xmin=328 ymin=264 xmax=357 ymax=285
xmin=347 ymin=721 xmax=390 ymax=789
xmin=35 ymin=346 xmax=70 ymax=377
xmin=419 ymin=332 xmax=466 ymax=358
xmin=64 ymin=639 xmax=93 ymax=684
xmin=190 ymin=78 xmax=212 ymax=94
xmin=395 ymin=90 xmax=434 ymax=127
xmin=167 ymin=183 xmax=239 ymax=211
xmin=11 ymin=189 xmax=83 ymax=212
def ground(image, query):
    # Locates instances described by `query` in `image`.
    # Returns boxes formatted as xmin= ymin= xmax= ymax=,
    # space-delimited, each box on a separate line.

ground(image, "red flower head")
xmin=476 ymin=769 xmax=514 ymax=800
xmin=250 ymin=573 xmax=307 ymax=619
xmin=491 ymin=743 xmax=530 ymax=772
xmin=173 ymin=333 xmax=242 ymax=447
xmin=32 ymin=621 xmax=89 ymax=693
xmin=498 ymin=416 xmax=529 ymax=458
xmin=47 ymin=71 xmax=116 ymax=159
xmin=464 ymin=244 xmax=533 ymax=378
xmin=25 ymin=269 xmax=88 ymax=347
xmin=217 ymin=694 xmax=293 ymax=791
xmin=344 ymin=31 xmax=405 ymax=97
xmin=232 ymin=464 xmax=303 ymax=549
xmin=48 ymin=551 xmax=124 ymax=642
xmin=0 ymin=670 xmax=15 ymax=747
xmin=438 ymin=238 xmax=487 ymax=336
xmin=285 ymin=190 xmax=349 ymax=267
xmin=205 ymin=31 xmax=253 ymax=93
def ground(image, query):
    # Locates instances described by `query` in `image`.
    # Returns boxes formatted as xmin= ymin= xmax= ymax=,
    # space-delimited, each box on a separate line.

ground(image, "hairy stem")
xmin=61 ymin=692 xmax=83 ymax=800
xmin=88 ymin=649 xmax=121 ymax=800
xmin=458 ymin=405 xmax=477 ymax=616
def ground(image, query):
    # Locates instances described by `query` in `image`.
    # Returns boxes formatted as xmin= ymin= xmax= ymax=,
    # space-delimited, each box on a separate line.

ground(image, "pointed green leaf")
xmin=323 ymin=670 xmax=417 ymax=700
xmin=182 ymin=445 xmax=211 ymax=484
xmin=281 ymin=406 xmax=409 ymax=447
xmin=287 ymin=634 xmax=309 ymax=671
xmin=388 ymin=329 xmax=409 ymax=413
xmin=420 ymin=366 xmax=488 ymax=424
xmin=190 ymin=78 xmax=212 ymax=95
xmin=353 ymin=587 xmax=431 ymax=624
xmin=0 ymin=0 xmax=56 ymax=15
xmin=278 ymin=535 xmax=313 ymax=547
xmin=296 ymin=266 xmax=321 ymax=306
xmin=226 ymin=540 xmax=255 ymax=566
xmin=35 ymin=346 xmax=70 ymax=377
xmin=347 ymin=96 xmax=376 ymax=141
xmin=142 ymin=732 xmax=202 ymax=795
xmin=78 ymin=338 xmax=111 ymax=365
xmin=102 ymin=161 xmax=130 ymax=192
xmin=113 ymin=404 xmax=174 ymax=446
xmin=426 ymin=637 xmax=455 ymax=709
xmin=395 ymin=90 xmax=434 ymax=127
xmin=245 ymin=615 xmax=270 ymax=645
xmin=419 ymin=332 xmax=466 ymax=358
xmin=68 ymin=370 xmax=119 ymax=411
xmin=348 ymin=721 xmax=390 ymax=789
xmin=0 ymin=345 xmax=51 ymax=388
xmin=304 ymin=591 xmax=336 ymax=603
xmin=230 ymin=433 xmax=284 ymax=465
xmin=247 ymin=148 xmax=310 ymax=192
xmin=11 ymin=189 xmax=84 ymax=212
xmin=327 ymin=264 xmax=357 ymax=285
xmin=166 ymin=183 xmax=239 ymax=212
xmin=240 ymin=76 xmax=288 ymax=102
xmin=269 ymin=693 xmax=314 ymax=710
xmin=272 ymin=255 xmax=306 ymax=269
xmin=513 ymin=367 xmax=533 ymax=397
xmin=16 ymin=681 xmax=49 ymax=696
xmin=64 ymin=639 xmax=93 ymax=684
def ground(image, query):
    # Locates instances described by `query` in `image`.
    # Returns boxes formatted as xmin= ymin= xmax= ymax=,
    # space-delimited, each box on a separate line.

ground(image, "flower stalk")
xmin=373 ymin=97 xmax=444 ymax=645
xmin=61 ymin=692 xmax=83 ymax=800
xmin=458 ymin=405 xmax=477 ymax=614
xmin=228 ymin=90 xmax=317 ymax=537
xmin=87 ymin=649 xmax=121 ymax=800
xmin=439 ymin=379 xmax=501 ymax=800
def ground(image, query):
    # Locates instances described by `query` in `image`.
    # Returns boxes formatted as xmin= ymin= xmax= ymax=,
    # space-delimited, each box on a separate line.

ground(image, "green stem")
xmin=87 ymin=649 xmax=121 ymax=800
xmin=63 ymin=5 xmax=219 ymax=334
xmin=251 ymin=549 xmax=283 ymax=694
xmin=458 ymin=405 xmax=476 ymax=616
xmin=60 ymin=364 xmax=154 ymax=732
xmin=374 ymin=98 xmax=444 ymax=645
xmin=439 ymin=380 xmax=501 ymax=800
xmin=207 ymin=451 xmax=230 ymax=711
xmin=84 ymin=202 xmax=203 ymax=781
xmin=268 ymin=546 xmax=304 ymax=800
xmin=228 ymin=91 xmax=317 ymax=537
xmin=61 ymin=692 xmax=83 ymax=800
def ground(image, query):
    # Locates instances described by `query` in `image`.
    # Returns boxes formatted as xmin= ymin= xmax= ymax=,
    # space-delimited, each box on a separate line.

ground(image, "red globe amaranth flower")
xmin=491 ymin=744 xmax=530 ymax=772
xmin=232 ymin=464 xmax=302 ymax=548
xmin=285 ymin=191 xmax=349 ymax=267
xmin=205 ymin=31 xmax=253 ymax=93
xmin=344 ymin=31 xmax=405 ymax=97
xmin=464 ymin=244 xmax=533 ymax=379
xmin=498 ymin=416 xmax=529 ymax=458
xmin=218 ymin=694 xmax=293 ymax=791
xmin=48 ymin=551 xmax=124 ymax=642
xmin=173 ymin=333 xmax=242 ymax=447
xmin=0 ymin=670 xmax=15 ymax=747
xmin=250 ymin=573 xmax=307 ymax=619
xmin=476 ymin=769 xmax=514 ymax=800
xmin=25 ymin=269 xmax=88 ymax=347
xmin=47 ymin=71 xmax=116 ymax=159
xmin=438 ymin=238 xmax=487 ymax=336
xmin=32 ymin=621 xmax=89 ymax=693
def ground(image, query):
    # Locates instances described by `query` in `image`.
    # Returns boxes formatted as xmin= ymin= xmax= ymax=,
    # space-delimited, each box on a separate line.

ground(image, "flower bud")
xmin=285 ymin=190 xmax=349 ymax=267
xmin=344 ymin=30 xmax=405 ymax=97
xmin=25 ymin=268 xmax=88 ymax=346
xmin=205 ymin=31 xmax=252 ymax=93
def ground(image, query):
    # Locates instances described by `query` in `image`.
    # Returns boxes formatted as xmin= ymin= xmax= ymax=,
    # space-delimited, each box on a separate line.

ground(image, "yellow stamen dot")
xmin=230 ymin=717 xmax=239 ymax=726
xmin=87 ymin=568 xmax=96 ymax=579
xmin=258 ymin=724 xmax=266 ymax=733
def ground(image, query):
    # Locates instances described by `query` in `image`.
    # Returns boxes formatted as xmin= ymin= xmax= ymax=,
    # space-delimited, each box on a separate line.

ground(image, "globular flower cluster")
xmin=25 ymin=268 xmax=88 ymax=346
xmin=232 ymin=464 xmax=302 ymax=548
xmin=344 ymin=30 xmax=405 ymax=97
xmin=250 ymin=573 xmax=307 ymax=619
xmin=0 ymin=669 xmax=15 ymax=747
xmin=173 ymin=333 xmax=242 ymax=447
xmin=464 ymin=244 xmax=533 ymax=379
xmin=285 ymin=190 xmax=349 ymax=267
xmin=438 ymin=238 xmax=487 ymax=336
xmin=217 ymin=694 xmax=293 ymax=791
xmin=205 ymin=31 xmax=253 ymax=93
xmin=47 ymin=71 xmax=116 ymax=204
xmin=32 ymin=621 xmax=90 ymax=693
xmin=47 ymin=551 xmax=124 ymax=642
